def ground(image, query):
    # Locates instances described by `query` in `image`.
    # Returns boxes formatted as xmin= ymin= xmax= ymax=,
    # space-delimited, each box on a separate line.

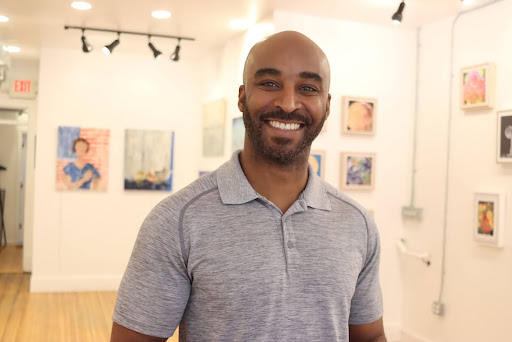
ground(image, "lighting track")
xmin=64 ymin=25 xmax=194 ymax=60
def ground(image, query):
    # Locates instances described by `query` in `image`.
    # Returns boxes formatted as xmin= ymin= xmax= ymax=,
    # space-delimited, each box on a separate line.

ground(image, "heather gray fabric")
xmin=113 ymin=151 xmax=383 ymax=342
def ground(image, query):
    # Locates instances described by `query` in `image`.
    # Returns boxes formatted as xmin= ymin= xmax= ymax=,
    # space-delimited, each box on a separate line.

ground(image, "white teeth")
xmin=269 ymin=120 xmax=301 ymax=131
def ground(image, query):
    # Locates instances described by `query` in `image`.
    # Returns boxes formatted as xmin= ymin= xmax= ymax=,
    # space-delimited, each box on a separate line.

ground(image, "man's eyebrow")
xmin=254 ymin=68 xmax=281 ymax=77
xmin=299 ymin=72 xmax=323 ymax=83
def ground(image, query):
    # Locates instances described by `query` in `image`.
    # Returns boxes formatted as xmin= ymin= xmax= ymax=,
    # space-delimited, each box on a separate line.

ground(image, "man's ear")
xmin=325 ymin=93 xmax=331 ymax=119
xmin=238 ymin=85 xmax=245 ymax=112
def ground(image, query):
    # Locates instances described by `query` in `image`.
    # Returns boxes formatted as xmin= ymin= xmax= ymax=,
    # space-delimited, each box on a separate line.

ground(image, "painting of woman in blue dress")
xmin=62 ymin=138 xmax=100 ymax=190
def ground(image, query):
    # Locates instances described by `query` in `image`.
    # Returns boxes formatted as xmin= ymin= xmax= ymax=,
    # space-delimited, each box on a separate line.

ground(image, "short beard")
xmin=242 ymin=101 xmax=326 ymax=165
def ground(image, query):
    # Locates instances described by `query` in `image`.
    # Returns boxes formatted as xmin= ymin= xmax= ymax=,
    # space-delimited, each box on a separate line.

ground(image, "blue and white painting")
xmin=340 ymin=152 xmax=375 ymax=190
xmin=308 ymin=151 xmax=325 ymax=178
xmin=231 ymin=117 xmax=245 ymax=153
xmin=124 ymin=130 xmax=174 ymax=191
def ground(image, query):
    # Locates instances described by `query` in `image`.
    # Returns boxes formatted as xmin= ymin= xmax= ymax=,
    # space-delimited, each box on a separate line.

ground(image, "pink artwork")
xmin=460 ymin=63 xmax=495 ymax=110
xmin=56 ymin=126 xmax=110 ymax=191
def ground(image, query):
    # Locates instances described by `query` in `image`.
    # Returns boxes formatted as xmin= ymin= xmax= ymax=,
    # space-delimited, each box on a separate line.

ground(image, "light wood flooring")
xmin=0 ymin=245 xmax=178 ymax=342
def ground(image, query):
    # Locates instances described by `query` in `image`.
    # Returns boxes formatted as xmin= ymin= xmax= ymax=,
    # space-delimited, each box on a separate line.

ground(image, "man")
xmin=111 ymin=31 xmax=386 ymax=342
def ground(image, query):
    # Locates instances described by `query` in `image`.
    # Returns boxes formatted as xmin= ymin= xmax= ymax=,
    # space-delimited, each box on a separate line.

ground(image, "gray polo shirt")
xmin=113 ymin=151 xmax=383 ymax=341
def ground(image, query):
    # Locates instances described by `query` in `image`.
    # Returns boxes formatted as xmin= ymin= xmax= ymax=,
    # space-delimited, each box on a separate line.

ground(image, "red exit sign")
xmin=13 ymin=79 xmax=31 ymax=93
xmin=10 ymin=79 xmax=36 ymax=98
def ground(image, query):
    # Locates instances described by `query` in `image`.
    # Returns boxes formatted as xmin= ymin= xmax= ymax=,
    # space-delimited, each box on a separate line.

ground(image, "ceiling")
xmin=0 ymin=0 xmax=488 ymax=61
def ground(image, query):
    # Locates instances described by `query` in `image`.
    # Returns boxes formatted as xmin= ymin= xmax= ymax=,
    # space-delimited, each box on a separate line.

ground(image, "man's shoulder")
xmin=151 ymin=171 xmax=220 ymax=218
xmin=320 ymin=179 xmax=372 ymax=222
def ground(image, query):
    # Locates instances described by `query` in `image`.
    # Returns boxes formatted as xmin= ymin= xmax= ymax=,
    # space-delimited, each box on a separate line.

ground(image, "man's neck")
xmin=239 ymin=148 xmax=309 ymax=214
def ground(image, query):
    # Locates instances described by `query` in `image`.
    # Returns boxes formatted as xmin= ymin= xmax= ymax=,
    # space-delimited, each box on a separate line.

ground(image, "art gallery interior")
xmin=0 ymin=0 xmax=511 ymax=341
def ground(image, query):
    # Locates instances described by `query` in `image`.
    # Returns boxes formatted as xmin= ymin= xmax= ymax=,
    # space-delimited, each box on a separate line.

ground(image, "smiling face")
xmin=239 ymin=31 xmax=331 ymax=165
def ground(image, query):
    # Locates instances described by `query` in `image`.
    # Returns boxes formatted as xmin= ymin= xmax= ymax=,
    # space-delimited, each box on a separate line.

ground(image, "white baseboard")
xmin=30 ymin=275 xmax=122 ymax=293
xmin=384 ymin=323 xmax=402 ymax=341
xmin=401 ymin=329 xmax=432 ymax=342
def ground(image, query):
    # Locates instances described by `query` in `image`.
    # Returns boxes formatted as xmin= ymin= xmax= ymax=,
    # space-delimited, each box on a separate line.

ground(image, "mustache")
xmin=259 ymin=109 xmax=312 ymax=125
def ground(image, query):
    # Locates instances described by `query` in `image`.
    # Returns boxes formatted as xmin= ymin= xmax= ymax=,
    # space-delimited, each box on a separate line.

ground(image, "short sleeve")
xmin=91 ymin=164 xmax=100 ymax=179
xmin=113 ymin=200 xmax=191 ymax=338
xmin=348 ymin=213 xmax=383 ymax=325
xmin=63 ymin=162 xmax=73 ymax=175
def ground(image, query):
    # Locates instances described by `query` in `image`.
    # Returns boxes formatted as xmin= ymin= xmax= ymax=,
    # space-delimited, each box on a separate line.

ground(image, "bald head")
xmin=242 ymin=31 xmax=331 ymax=91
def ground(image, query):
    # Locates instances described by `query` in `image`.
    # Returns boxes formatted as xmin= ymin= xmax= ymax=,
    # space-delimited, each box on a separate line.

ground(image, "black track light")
xmin=81 ymin=29 xmax=92 ymax=53
xmin=103 ymin=33 xmax=120 ymax=56
xmin=81 ymin=36 xmax=92 ymax=53
xmin=148 ymin=36 xmax=162 ymax=59
xmin=171 ymin=39 xmax=181 ymax=61
xmin=65 ymin=26 xmax=196 ymax=60
xmin=392 ymin=1 xmax=405 ymax=25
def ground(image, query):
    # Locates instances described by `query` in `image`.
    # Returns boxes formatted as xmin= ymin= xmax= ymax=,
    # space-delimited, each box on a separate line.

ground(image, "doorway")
xmin=0 ymin=100 xmax=36 ymax=273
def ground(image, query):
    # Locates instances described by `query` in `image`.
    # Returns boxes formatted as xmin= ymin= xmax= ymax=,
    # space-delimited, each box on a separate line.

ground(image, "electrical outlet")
xmin=401 ymin=206 xmax=423 ymax=220
xmin=432 ymin=301 xmax=445 ymax=316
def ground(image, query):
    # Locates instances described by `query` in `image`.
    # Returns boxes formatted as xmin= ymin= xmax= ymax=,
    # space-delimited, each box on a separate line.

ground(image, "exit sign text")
xmin=14 ymin=80 xmax=31 ymax=93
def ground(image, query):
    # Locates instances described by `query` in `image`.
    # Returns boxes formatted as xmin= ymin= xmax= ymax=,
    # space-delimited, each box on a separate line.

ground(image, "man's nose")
xmin=274 ymin=86 xmax=301 ymax=113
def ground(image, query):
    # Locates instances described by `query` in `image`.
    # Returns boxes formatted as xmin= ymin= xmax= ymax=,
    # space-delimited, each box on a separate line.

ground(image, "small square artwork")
xmin=340 ymin=152 xmax=375 ymax=190
xmin=341 ymin=96 xmax=377 ymax=135
xmin=231 ymin=117 xmax=245 ymax=153
xmin=474 ymin=192 xmax=505 ymax=247
xmin=309 ymin=150 xmax=325 ymax=178
xmin=124 ymin=129 xmax=174 ymax=191
xmin=202 ymin=99 xmax=226 ymax=157
xmin=56 ymin=126 xmax=110 ymax=191
xmin=460 ymin=63 xmax=495 ymax=110
xmin=497 ymin=110 xmax=512 ymax=163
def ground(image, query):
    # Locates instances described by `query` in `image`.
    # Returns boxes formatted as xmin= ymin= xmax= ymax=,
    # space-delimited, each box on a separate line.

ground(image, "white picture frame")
xmin=474 ymin=191 xmax=506 ymax=248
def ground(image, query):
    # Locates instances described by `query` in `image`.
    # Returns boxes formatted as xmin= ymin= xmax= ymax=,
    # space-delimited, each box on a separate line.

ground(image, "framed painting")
xmin=497 ymin=110 xmax=512 ymax=163
xmin=474 ymin=191 xmax=505 ymax=247
xmin=460 ymin=63 xmax=495 ymax=110
xmin=341 ymin=96 xmax=377 ymax=135
xmin=340 ymin=152 xmax=376 ymax=190
xmin=202 ymin=99 xmax=226 ymax=157
xmin=309 ymin=150 xmax=326 ymax=178
xmin=56 ymin=126 xmax=110 ymax=191
xmin=124 ymin=129 xmax=174 ymax=191
xmin=231 ymin=116 xmax=245 ymax=153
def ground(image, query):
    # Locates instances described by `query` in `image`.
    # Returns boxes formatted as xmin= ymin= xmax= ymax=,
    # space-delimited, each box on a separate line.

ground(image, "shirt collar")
xmin=217 ymin=150 xmax=331 ymax=211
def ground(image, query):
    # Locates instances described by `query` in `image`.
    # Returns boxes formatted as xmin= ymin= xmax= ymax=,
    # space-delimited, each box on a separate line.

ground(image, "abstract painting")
xmin=340 ymin=152 xmax=375 ymax=190
xmin=124 ymin=129 xmax=174 ymax=191
xmin=231 ymin=117 xmax=245 ymax=153
xmin=203 ymin=99 xmax=226 ymax=157
xmin=474 ymin=192 xmax=505 ymax=247
xmin=460 ymin=63 xmax=495 ymax=110
xmin=309 ymin=150 xmax=325 ymax=178
xmin=342 ymin=96 xmax=377 ymax=135
xmin=56 ymin=126 xmax=110 ymax=191
xmin=497 ymin=110 xmax=512 ymax=163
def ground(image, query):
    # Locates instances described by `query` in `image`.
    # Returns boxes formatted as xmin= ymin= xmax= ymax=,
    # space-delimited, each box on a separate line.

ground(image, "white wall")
xmin=31 ymin=48 xmax=202 ymax=292
xmin=270 ymin=11 xmax=417 ymax=340
xmin=402 ymin=1 xmax=512 ymax=341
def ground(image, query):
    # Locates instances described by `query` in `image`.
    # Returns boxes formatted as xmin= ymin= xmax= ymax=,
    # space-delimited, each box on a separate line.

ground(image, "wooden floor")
xmin=0 ymin=245 xmax=178 ymax=342
xmin=0 ymin=244 xmax=23 ymax=273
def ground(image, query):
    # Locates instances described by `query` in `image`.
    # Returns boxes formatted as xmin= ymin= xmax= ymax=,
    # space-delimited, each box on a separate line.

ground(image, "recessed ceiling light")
xmin=0 ymin=15 xmax=9 ymax=22
xmin=461 ymin=0 xmax=475 ymax=6
xmin=152 ymin=10 xmax=171 ymax=19
xmin=229 ymin=19 xmax=251 ymax=30
xmin=3 ymin=46 xmax=20 ymax=53
xmin=71 ymin=2 xmax=92 ymax=10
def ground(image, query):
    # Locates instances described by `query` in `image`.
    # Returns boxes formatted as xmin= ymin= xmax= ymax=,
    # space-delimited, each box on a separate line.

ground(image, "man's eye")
xmin=260 ymin=81 xmax=278 ymax=87
xmin=301 ymin=85 xmax=318 ymax=92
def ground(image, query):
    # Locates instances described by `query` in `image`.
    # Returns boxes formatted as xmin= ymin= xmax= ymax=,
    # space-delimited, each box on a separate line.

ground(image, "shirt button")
xmin=287 ymin=241 xmax=294 ymax=249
